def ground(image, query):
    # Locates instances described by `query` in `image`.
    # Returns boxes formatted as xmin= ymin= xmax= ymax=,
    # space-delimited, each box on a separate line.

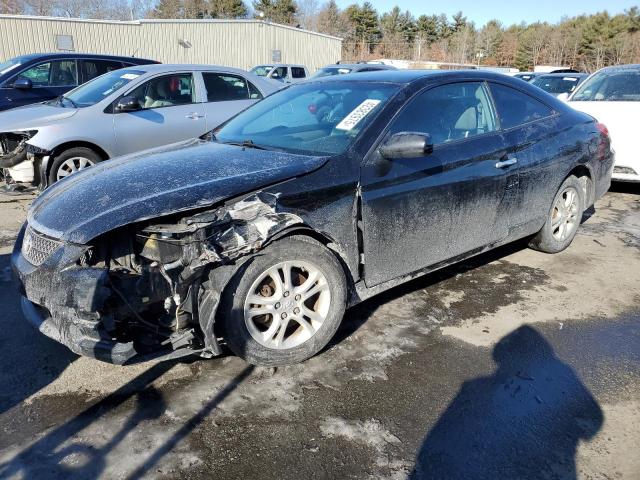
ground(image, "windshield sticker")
xmin=335 ymin=99 xmax=381 ymax=131
xmin=338 ymin=68 xmax=351 ymax=74
xmin=563 ymin=77 xmax=578 ymax=81
xmin=120 ymin=73 xmax=140 ymax=80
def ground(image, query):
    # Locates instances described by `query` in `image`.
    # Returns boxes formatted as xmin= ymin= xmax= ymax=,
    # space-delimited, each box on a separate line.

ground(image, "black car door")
xmin=360 ymin=81 xmax=517 ymax=287
xmin=5 ymin=59 xmax=78 ymax=108
xmin=487 ymin=82 xmax=560 ymax=233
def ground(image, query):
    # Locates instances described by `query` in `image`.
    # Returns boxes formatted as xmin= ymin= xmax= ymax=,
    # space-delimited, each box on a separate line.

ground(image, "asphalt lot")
xmin=0 ymin=185 xmax=638 ymax=479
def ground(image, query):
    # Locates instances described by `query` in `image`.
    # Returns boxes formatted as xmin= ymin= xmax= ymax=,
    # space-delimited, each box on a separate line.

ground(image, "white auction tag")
xmin=121 ymin=73 xmax=140 ymax=80
xmin=335 ymin=99 xmax=381 ymax=131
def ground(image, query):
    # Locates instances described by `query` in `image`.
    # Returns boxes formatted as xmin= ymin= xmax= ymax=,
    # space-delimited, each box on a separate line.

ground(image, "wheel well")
xmin=567 ymin=165 xmax=594 ymax=206
xmin=268 ymin=227 xmax=357 ymax=292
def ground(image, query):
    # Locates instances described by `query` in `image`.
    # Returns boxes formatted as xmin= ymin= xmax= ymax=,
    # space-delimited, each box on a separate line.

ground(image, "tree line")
xmin=2 ymin=0 xmax=639 ymax=71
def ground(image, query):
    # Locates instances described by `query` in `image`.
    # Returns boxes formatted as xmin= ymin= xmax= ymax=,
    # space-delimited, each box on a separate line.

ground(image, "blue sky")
xmin=333 ymin=0 xmax=639 ymax=26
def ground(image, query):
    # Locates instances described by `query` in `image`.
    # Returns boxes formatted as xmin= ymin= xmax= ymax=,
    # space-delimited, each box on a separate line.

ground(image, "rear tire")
xmin=48 ymin=147 xmax=102 ymax=184
xmin=529 ymin=175 xmax=584 ymax=253
xmin=219 ymin=235 xmax=347 ymax=366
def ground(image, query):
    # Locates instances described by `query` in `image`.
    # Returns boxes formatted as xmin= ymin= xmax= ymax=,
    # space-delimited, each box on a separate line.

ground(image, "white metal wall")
xmin=0 ymin=15 xmax=342 ymax=72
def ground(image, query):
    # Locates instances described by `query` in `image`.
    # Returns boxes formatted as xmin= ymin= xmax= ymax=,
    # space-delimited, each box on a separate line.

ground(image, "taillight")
xmin=596 ymin=122 xmax=609 ymax=138
xmin=596 ymin=122 xmax=610 ymax=161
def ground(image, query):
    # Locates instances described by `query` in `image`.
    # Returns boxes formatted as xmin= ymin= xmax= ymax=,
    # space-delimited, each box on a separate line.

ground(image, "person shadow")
xmin=410 ymin=325 xmax=604 ymax=480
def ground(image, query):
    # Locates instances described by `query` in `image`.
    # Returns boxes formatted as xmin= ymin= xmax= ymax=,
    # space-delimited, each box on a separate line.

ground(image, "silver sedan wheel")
xmin=56 ymin=156 xmax=95 ymax=180
xmin=551 ymin=186 xmax=580 ymax=241
xmin=244 ymin=260 xmax=331 ymax=350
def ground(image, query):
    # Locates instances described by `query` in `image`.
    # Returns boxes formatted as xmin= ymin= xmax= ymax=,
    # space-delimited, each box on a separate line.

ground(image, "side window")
xmin=128 ymin=73 xmax=194 ymax=109
xmin=272 ymin=67 xmax=288 ymax=79
xmin=247 ymin=81 xmax=263 ymax=100
xmin=16 ymin=60 xmax=78 ymax=87
xmin=489 ymin=83 xmax=554 ymax=129
xmin=291 ymin=67 xmax=306 ymax=79
xmin=81 ymin=59 xmax=123 ymax=82
xmin=203 ymin=73 xmax=258 ymax=102
xmin=389 ymin=82 xmax=498 ymax=145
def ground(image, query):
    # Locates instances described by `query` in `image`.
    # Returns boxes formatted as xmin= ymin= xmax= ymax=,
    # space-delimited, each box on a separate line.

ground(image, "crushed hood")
xmin=28 ymin=139 xmax=327 ymax=243
xmin=0 ymin=103 xmax=77 ymax=131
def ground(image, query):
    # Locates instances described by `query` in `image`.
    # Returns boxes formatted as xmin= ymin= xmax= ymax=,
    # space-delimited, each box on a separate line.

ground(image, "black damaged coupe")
xmin=12 ymin=70 xmax=613 ymax=366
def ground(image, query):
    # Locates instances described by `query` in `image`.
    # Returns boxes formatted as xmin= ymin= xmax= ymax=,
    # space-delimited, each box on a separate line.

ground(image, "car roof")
xmin=598 ymin=63 xmax=640 ymax=73
xmin=535 ymin=73 xmax=587 ymax=78
xmin=308 ymin=69 xmax=518 ymax=85
xmin=124 ymin=64 xmax=253 ymax=74
xmin=10 ymin=52 xmax=157 ymax=63
xmin=321 ymin=63 xmax=396 ymax=70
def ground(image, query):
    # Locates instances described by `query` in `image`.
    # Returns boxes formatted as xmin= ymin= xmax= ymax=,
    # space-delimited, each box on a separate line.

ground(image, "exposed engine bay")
xmin=65 ymin=192 xmax=303 ymax=362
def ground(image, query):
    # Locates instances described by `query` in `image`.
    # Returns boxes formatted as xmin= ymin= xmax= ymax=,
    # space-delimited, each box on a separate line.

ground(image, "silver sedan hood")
xmin=0 ymin=103 xmax=77 ymax=131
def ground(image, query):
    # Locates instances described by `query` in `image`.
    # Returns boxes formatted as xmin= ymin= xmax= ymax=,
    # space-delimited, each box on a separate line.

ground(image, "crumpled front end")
xmin=12 ymin=192 xmax=303 ymax=364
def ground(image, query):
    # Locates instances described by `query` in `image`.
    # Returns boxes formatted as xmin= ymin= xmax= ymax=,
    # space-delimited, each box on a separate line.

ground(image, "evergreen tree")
xmin=211 ymin=0 xmax=247 ymax=18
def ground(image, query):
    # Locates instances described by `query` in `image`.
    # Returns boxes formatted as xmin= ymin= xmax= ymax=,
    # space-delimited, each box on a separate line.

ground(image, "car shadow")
xmin=0 ymin=253 xmax=77 ymax=416
xmin=0 ymin=355 xmax=253 ymax=479
xmin=409 ymin=325 xmax=604 ymax=479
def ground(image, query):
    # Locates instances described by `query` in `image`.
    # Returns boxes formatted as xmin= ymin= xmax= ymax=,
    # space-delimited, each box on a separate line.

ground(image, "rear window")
xmin=532 ymin=76 xmax=582 ymax=95
xmin=292 ymin=67 xmax=306 ymax=79
xmin=572 ymin=69 xmax=640 ymax=101
xmin=312 ymin=67 xmax=352 ymax=78
xmin=489 ymin=83 xmax=554 ymax=129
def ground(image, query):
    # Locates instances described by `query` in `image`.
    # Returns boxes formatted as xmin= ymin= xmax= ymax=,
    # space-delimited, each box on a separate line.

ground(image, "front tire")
xmin=48 ymin=147 xmax=102 ymax=184
xmin=219 ymin=235 xmax=347 ymax=366
xmin=529 ymin=175 xmax=584 ymax=253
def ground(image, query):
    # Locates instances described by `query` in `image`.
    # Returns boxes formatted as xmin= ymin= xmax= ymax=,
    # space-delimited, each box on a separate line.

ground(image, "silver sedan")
xmin=0 ymin=64 xmax=279 ymax=186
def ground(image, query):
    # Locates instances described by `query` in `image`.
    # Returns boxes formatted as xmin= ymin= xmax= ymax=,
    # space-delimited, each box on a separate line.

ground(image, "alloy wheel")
xmin=551 ymin=186 xmax=580 ymax=241
xmin=243 ymin=260 xmax=331 ymax=350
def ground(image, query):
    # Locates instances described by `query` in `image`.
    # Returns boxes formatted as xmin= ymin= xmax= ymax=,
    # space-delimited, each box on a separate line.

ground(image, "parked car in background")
xmin=513 ymin=72 xmax=543 ymax=82
xmin=531 ymin=73 xmax=587 ymax=97
xmin=0 ymin=53 xmax=158 ymax=112
xmin=249 ymin=64 xmax=309 ymax=83
xmin=0 ymin=64 xmax=278 ymax=187
xmin=12 ymin=70 xmax=612 ymax=366
xmin=567 ymin=64 xmax=640 ymax=182
xmin=311 ymin=63 xmax=396 ymax=78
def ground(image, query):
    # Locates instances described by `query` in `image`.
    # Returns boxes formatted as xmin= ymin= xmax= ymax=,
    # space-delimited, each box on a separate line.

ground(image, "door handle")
xmin=495 ymin=157 xmax=517 ymax=169
xmin=186 ymin=112 xmax=204 ymax=120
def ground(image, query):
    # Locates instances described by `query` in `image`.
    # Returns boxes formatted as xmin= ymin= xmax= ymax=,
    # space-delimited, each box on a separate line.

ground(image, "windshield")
xmin=0 ymin=57 xmax=24 ymax=75
xmin=214 ymin=81 xmax=399 ymax=156
xmin=250 ymin=65 xmax=273 ymax=77
xmin=62 ymin=69 xmax=145 ymax=107
xmin=532 ymin=76 xmax=582 ymax=94
xmin=312 ymin=67 xmax=353 ymax=78
xmin=571 ymin=69 xmax=640 ymax=101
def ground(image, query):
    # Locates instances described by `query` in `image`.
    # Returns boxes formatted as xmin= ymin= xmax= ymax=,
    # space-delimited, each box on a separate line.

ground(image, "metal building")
xmin=0 ymin=15 xmax=342 ymax=72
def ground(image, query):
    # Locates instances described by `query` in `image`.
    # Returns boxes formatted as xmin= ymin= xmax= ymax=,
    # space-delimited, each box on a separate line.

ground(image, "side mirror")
xmin=379 ymin=132 xmax=433 ymax=159
xmin=557 ymin=92 xmax=570 ymax=102
xmin=115 ymin=95 xmax=142 ymax=112
xmin=12 ymin=78 xmax=32 ymax=89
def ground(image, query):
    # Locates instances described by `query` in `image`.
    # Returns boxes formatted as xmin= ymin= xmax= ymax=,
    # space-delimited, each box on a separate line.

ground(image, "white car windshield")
xmin=572 ymin=69 xmax=640 ymax=102
xmin=62 ymin=69 xmax=145 ymax=107
xmin=251 ymin=66 xmax=273 ymax=77
xmin=215 ymin=81 xmax=399 ymax=156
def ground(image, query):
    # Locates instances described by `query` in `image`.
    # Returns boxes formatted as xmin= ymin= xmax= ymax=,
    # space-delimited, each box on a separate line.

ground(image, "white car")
xmin=249 ymin=64 xmax=309 ymax=84
xmin=567 ymin=64 xmax=640 ymax=182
